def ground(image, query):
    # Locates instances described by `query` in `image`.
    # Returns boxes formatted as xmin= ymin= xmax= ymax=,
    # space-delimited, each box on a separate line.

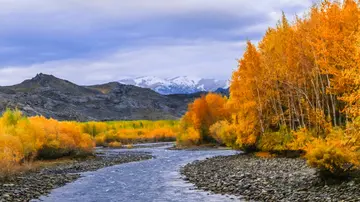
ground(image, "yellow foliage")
xmin=0 ymin=110 xmax=178 ymax=176
xmin=125 ymin=144 xmax=134 ymax=149
xmin=177 ymin=127 xmax=201 ymax=146
xmin=257 ymin=126 xmax=292 ymax=152
xmin=95 ymin=134 xmax=106 ymax=147
xmin=305 ymin=135 xmax=359 ymax=175
xmin=209 ymin=121 xmax=238 ymax=149
xmin=90 ymin=120 xmax=178 ymax=146
xmin=108 ymin=141 xmax=122 ymax=148
xmin=0 ymin=109 xmax=94 ymax=174
xmin=287 ymin=128 xmax=314 ymax=151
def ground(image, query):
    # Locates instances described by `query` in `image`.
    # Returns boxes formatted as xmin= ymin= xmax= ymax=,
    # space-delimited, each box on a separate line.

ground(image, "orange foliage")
xmin=176 ymin=0 xmax=360 ymax=175
xmin=0 ymin=109 xmax=94 ymax=176
xmin=179 ymin=93 xmax=230 ymax=145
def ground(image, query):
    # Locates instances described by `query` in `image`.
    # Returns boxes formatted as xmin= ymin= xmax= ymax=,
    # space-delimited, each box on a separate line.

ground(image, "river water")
xmin=37 ymin=143 xmax=240 ymax=202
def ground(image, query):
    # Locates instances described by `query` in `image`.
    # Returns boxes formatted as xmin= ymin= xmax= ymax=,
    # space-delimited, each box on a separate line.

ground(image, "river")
xmin=37 ymin=143 xmax=240 ymax=202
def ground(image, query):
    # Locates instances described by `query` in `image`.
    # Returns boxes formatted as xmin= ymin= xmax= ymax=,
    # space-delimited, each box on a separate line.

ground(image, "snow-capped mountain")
xmin=119 ymin=76 xmax=228 ymax=95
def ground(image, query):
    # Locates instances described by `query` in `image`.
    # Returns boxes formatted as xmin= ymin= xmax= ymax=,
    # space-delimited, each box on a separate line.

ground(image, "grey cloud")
xmin=0 ymin=40 xmax=245 ymax=86
xmin=0 ymin=0 xmax=313 ymax=84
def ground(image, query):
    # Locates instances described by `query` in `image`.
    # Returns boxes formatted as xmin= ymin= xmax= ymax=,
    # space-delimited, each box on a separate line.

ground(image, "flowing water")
xmin=37 ymin=143 xmax=240 ymax=202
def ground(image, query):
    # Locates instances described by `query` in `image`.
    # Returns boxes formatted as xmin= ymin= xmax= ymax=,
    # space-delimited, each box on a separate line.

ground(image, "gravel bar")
xmin=181 ymin=154 xmax=360 ymax=202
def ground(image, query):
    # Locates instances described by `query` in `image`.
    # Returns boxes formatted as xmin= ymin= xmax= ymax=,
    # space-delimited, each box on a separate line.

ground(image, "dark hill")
xmin=0 ymin=74 xmax=201 ymax=121
xmin=215 ymin=88 xmax=230 ymax=97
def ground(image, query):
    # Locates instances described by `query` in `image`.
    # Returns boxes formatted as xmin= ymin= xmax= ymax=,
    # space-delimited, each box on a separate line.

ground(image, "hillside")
xmin=0 ymin=73 xmax=201 ymax=121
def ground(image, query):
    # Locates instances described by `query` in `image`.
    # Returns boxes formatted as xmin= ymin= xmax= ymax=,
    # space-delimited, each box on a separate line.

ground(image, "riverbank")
xmin=181 ymin=154 xmax=360 ymax=202
xmin=0 ymin=150 xmax=152 ymax=202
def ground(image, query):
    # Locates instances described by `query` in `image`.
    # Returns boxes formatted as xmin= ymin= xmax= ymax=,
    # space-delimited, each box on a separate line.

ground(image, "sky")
xmin=0 ymin=0 xmax=314 ymax=86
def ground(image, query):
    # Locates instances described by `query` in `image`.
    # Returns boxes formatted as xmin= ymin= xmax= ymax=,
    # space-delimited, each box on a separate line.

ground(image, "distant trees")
xmin=0 ymin=110 xmax=178 ymax=177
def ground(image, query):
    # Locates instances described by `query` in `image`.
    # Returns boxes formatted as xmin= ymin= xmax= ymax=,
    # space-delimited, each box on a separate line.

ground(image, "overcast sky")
xmin=0 ymin=0 xmax=314 ymax=85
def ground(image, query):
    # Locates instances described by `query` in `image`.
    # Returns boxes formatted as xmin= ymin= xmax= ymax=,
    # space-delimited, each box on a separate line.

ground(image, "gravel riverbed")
xmin=181 ymin=154 xmax=360 ymax=202
xmin=0 ymin=150 xmax=152 ymax=202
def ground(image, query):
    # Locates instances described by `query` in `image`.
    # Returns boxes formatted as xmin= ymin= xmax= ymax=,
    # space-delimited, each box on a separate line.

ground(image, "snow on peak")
xmin=169 ymin=76 xmax=201 ymax=86
xmin=133 ymin=76 xmax=170 ymax=87
xmin=119 ymin=76 xmax=227 ymax=95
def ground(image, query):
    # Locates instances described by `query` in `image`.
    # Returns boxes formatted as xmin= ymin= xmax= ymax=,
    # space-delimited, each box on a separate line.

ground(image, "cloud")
xmin=0 ymin=0 xmax=313 ymax=36
xmin=0 ymin=0 xmax=314 ymax=85
xmin=0 ymin=40 xmax=245 ymax=85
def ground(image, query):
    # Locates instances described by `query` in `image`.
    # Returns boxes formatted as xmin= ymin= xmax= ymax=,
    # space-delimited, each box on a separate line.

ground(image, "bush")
xmin=177 ymin=127 xmax=201 ymax=146
xmin=305 ymin=128 xmax=360 ymax=177
xmin=209 ymin=121 xmax=238 ymax=148
xmin=257 ymin=126 xmax=292 ymax=152
xmin=0 ymin=110 xmax=94 ymax=166
xmin=0 ymin=110 xmax=178 ymax=177
xmin=90 ymin=121 xmax=178 ymax=146
xmin=95 ymin=134 xmax=106 ymax=147
xmin=287 ymin=128 xmax=314 ymax=151
xmin=108 ymin=141 xmax=122 ymax=148
xmin=125 ymin=144 xmax=134 ymax=149
xmin=146 ymin=128 xmax=176 ymax=142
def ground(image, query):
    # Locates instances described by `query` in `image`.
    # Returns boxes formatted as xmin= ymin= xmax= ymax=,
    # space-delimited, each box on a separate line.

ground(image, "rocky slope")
xmin=0 ymin=73 xmax=202 ymax=121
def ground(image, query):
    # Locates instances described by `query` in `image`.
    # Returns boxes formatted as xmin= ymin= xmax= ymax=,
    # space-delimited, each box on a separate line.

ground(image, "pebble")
xmin=181 ymin=154 xmax=360 ymax=202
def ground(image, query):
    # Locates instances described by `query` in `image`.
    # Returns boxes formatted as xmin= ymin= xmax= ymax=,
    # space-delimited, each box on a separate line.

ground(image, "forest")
xmin=177 ymin=0 xmax=360 ymax=176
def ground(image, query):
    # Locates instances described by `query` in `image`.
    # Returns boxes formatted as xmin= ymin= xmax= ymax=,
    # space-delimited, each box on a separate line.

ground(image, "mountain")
xmin=119 ymin=76 xmax=228 ymax=95
xmin=0 ymin=73 xmax=202 ymax=121
xmin=214 ymin=87 xmax=230 ymax=96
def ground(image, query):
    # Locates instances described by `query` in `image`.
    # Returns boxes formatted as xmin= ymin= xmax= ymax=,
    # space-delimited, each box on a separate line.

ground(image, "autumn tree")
xmin=179 ymin=93 xmax=230 ymax=144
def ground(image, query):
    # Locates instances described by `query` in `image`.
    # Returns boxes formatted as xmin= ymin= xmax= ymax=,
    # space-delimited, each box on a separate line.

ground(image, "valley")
xmin=1 ymin=0 xmax=360 ymax=201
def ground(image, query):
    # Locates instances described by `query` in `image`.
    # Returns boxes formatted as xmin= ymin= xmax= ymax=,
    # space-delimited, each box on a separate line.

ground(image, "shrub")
xmin=108 ymin=141 xmax=122 ymax=148
xmin=177 ymin=127 xmax=201 ymax=146
xmin=0 ymin=110 xmax=94 ymax=164
xmin=90 ymin=120 xmax=178 ymax=146
xmin=0 ymin=110 xmax=178 ymax=177
xmin=287 ymin=128 xmax=314 ymax=151
xmin=257 ymin=126 xmax=292 ymax=152
xmin=209 ymin=120 xmax=238 ymax=148
xmin=145 ymin=128 xmax=176 ymax=142
xmin=95 ymin=134 xmax=106 ymax=147
xmin=82 ymin=122 xmax=108 ymax=137
xmin=125 ymin=144 xmax=134 ymax=149
xmin=305 ymin=128 xmax=360 ymax=177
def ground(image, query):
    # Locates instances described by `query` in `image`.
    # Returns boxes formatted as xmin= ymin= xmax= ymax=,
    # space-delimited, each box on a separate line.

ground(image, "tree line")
xmin=177 ymin=0 xmax=360 ymax=176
